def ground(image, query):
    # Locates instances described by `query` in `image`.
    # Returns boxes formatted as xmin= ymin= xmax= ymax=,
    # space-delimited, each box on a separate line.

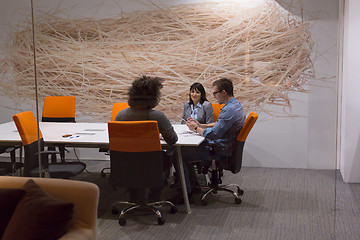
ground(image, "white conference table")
xmin=0 ymin=121 xmax=204 ymax=213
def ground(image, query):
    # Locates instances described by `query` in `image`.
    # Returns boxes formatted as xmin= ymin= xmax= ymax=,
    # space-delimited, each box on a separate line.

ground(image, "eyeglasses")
xmin=213 ymin=90 xmax=221 ymax=97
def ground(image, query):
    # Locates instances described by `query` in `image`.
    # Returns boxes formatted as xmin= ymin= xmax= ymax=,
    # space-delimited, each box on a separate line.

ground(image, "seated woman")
xmin=182 ymin=82 xmax=214 ymax=124
xmin=115 ymin=76 xmax=177 ymax=203
xmin=170 ymin=83 xmax=214 ymax=203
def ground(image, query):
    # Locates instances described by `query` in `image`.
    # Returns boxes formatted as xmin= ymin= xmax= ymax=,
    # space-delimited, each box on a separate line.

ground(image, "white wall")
xmin=244 ymin=0 xmax=339 ymax=169
xmin=340 ymin=0 xmax=360 ymax=182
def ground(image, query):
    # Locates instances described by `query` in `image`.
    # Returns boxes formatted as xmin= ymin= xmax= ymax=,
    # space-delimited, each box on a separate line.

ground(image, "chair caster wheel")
xmin=170 ymin=206 xmax=177 ymax=214
xmin=201 ymin=200 xmax=207 ymax=206
xmin=213 ymin=190 xmax=217 ymax=194
xmin=119 ymin=218 xmax=126 ymax=226
xmin=111 ymin=207 xmax=119 ymax=215
xmin=157 ymin=218 xmax=165 ymax=225
xmin=101 ymin=172 xmax=106 ymax=178
xmin=238 ymin=189 xmax=244 ymax=195
xmin=235 ymin=198 xmax=242 ymax=204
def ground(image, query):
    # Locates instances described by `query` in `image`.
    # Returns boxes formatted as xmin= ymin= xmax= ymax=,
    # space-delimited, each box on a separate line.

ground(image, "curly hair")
xmin=128 ymin=75 xmax=163 ymax=109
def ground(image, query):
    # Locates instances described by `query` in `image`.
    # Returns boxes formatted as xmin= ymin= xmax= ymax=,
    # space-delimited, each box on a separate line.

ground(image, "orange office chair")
xmin=12 ymin=111 xmax=86 ymax=178
xmin=212 ymin=103 xmax=224 ymax=122
xmin=42 ymin=96 xmax=76 ymax=123
xmin=110 ymin=102 xmax=129 ymax=121
xmin=108 ymin=121 xmax=177 ymax=226
xmin=199 ymin=112 xmax=258 ymax=206
xmin=42 ymin=96 xmax=76 ymax=163
xmin=100 ymin=102 xmax=130 ymax=177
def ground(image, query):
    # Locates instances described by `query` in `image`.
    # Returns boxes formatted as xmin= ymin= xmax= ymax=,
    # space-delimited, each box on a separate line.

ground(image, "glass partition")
xmin=0 ymin=0 xmax=340 ymax=238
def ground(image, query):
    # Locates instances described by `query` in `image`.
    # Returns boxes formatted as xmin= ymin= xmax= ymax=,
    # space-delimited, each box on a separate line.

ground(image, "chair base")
xmin=28 ymin=162 xmax=86 ymax=178
xmin=111 ymin=200 xmax=177 ymax=226
xmin=100 ymin=167 xmax=110 ymax=178
xmin=200 ymin=183 xmax=244 ymax=206
xmin=189 ymin=160 xmax=244 ymax=206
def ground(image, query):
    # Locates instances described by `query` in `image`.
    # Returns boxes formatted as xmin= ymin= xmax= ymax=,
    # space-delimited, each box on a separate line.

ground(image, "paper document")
xmin=180 ymin=130 xmax=199 ymax=137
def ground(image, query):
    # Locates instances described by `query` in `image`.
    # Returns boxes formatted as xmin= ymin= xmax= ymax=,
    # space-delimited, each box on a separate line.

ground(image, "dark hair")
xmin=128 ymin=75 xmax=163 ymax=109
xmin=188 ymin=82 xmax=208 ymax=105
xmin=212 ymin=78 xmax=234 ymax=97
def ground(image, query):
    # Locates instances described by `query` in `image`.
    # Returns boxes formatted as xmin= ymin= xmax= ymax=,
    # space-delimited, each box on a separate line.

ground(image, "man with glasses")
xmin=170 ymin=78 xmax=246 ymax=204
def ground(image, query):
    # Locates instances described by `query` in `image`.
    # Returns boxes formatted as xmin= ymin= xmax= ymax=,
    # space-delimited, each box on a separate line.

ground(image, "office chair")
xmin=171 ymin=103 xmax=223 ymax=188
xmin=100 ymin=102 xmax=130 ymax=177
xmin=185 ymin=103 xmax=223 ymax=184
xmin=12 ymin=111 xmax=86 ymax=178
xmin=0 ymin=145 xmax=23 ymax=176
xmin=198 ymin=112 xmax=258 ymax=206
xmin=110 ymin=102 xmax=129 ymax=121
xmin=108 ymin=121 xmax=177 ymax=226
xmin=42 ymin=96 xmax=76 ymax=163
xmin=211 ymin=103 xmax=224 ymax=122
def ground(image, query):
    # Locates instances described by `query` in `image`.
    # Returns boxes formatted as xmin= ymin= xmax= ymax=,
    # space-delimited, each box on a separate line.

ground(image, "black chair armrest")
xmin=99 ymin=148 xmax=110 ymax=155
xmin=4 ymin=147 xmax=16 ymax=152
xmin=35 ymin=150 xmax=61 ymax=155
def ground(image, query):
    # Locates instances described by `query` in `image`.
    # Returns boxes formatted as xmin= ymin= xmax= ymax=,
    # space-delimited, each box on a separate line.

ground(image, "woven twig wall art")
xmin=0 ymin=1 xmax=313 ymax=121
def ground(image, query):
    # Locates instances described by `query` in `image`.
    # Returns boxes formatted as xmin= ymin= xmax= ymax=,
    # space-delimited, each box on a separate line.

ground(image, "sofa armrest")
xmin=0 ymin=176 xmax=99 ymax=240
xmin=59 ymin=227 xmax=95 ymax=240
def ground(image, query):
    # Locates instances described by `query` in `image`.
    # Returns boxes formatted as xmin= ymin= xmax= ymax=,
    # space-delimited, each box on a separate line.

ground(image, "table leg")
xmin=19 ymin=146 xmax=23 ymax=176
xmin=176 ymin=146 xmax=191 ymax=214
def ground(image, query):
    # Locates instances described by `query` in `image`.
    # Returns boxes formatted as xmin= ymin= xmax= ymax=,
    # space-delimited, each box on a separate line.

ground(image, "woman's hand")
xmin=186 ymin=120 xmax=198 ymax=131
xmin=187 ymin=117 xmax=199 ymax=125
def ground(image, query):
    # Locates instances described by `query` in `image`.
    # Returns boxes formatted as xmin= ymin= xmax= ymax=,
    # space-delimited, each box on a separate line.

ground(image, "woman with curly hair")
xmin=115 ymin=75 xmax=177 ymax=203
xmin=115 ymin=76 xmax=177 ymax=144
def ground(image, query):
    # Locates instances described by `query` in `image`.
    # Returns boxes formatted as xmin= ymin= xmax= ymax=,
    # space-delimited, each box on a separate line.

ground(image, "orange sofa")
xmin=0 ymin=176 xmax=99 ymax=240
